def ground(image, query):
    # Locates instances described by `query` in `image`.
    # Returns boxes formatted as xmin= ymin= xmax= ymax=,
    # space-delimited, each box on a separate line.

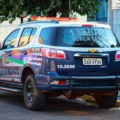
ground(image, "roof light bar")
xmin=31 ymin=16 xmax=78 ymax=22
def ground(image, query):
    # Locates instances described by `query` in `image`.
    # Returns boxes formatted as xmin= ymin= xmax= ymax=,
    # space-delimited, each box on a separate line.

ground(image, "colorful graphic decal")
xmin=0 ymin=48 xmax=43 ymax=77
xmin=0 ymin=56 xmax=25 ymax=66
xmin=0 ymin=48 xmax=42 ymax=66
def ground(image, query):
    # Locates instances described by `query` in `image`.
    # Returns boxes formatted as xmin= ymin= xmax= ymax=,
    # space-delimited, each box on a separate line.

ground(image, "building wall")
xmin=88 ymin=0 xmax=108 ymax=22
xmin=96 ymin=0 xmax=108 ymax=22
xmin=0 ymin=19 xmax=20 ymax=42
xmin=108 ymin=0 xmax=120 ymax=41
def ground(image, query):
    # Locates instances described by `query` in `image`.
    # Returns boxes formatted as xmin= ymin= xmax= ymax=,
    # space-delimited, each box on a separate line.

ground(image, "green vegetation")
xmin=0 ymin=0 xmax=101 ymax=23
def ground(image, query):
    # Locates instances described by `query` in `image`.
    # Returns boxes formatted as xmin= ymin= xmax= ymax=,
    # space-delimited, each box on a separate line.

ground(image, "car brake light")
xmin=41 ymin=48 xmax=66 ymax=59
xmin=115 ymin=51 xmax=120 ymax=60
xmin=57 ymin=50 xmax=66 ymax=59
xmin=82 ymin=24 xmax=93 ymax=27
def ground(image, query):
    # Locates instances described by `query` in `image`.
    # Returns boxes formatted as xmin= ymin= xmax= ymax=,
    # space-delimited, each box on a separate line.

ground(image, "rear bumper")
xmin=37 ymin=72 xmax=120 ymax=91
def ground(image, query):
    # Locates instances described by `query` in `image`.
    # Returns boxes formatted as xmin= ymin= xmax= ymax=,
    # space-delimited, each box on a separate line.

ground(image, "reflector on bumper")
xmin=50 ymin=81 xmax=67 ymax=85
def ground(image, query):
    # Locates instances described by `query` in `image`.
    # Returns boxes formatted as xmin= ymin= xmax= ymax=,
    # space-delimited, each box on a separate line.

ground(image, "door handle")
xmin=23 ymin=51 xmax=28 ymax=55
xmin=7 ymin=51 xmax=12 ymax=56
xmin=8 ymin=53 xmax=12 ymax=56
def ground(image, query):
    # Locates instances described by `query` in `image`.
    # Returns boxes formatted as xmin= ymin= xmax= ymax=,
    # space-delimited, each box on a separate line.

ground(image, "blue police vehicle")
xmin=0 ymin=17 xmax=120 ymax=110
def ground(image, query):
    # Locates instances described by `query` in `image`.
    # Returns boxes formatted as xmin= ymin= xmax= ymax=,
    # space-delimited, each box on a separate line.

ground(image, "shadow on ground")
xmin=0 ymin=91 xmax=105 ymax=115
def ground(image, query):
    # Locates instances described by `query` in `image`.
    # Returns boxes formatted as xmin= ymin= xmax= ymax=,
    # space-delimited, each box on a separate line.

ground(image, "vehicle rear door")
xmin=11 ymin=27 xmax=37 ymax=83
xmin=39 ymin=26 xmax=120 ymax=76
xmin=0 ymin=29 xmax=20 ymax=82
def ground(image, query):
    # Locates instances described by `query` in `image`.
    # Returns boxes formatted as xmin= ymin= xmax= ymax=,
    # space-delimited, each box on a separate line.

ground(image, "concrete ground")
xmin=0 ymin=91 xmax=120 ymax=120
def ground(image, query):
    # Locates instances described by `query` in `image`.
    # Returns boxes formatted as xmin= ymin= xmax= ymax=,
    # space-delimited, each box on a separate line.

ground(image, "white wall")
xmin=0 ymin=19 xmax=21 ymax=42
xmin=108 ymin=0 xmax=120 ymax=41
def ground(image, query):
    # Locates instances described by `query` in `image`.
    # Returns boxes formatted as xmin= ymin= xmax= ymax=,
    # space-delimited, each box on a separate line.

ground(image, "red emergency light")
xmin=31 ymin=16 xmax=78 ymax=22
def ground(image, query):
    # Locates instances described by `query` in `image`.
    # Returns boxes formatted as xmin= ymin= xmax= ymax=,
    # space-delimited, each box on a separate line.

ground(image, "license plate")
xmin=83 ymin=58 xmax=102 ymax=65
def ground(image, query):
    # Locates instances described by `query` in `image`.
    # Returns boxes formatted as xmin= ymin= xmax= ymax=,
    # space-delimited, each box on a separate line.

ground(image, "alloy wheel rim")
xmin=26 ymin=82 xmax=34 ymax=104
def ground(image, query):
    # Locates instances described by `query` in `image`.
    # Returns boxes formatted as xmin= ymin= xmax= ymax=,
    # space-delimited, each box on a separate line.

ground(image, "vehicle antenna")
xmin=69 ymin=0 xmax=71 ymax=20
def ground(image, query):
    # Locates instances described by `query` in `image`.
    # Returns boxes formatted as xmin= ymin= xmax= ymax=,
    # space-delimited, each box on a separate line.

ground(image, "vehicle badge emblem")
xmin=89 ymin=48 xmax=98 ymax=53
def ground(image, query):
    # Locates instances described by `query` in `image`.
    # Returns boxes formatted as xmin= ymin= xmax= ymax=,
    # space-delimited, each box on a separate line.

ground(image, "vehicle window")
xmin=3 ymin=29 xmax=20 ymax=49
xmin=39 ymin=27 xmax=120 ymax=48
xmin=39 ymin=28 xmax=55 ymax=44
xmin=29 ymin=28 xmax=37 ymax=43
xmin=18 ymin=28 xmax=36 ymax=47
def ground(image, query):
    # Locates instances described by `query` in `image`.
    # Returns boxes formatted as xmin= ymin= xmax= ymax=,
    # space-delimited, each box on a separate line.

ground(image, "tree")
xmin=0 ymin=0 xmax=101 ymax=23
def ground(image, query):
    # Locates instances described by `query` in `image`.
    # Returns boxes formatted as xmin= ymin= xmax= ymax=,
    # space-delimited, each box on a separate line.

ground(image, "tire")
xmin=24 ymin=74 xmax=45 ymax=110
xmin=95 ymin=92 xmax=118 ymax=108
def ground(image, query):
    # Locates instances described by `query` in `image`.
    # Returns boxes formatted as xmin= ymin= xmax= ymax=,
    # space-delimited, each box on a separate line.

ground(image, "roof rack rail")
xmin=19 ymin=20 xmax=59 ymax=26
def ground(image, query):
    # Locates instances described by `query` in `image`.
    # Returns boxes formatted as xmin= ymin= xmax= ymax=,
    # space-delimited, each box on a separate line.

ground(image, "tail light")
xmin=41 ymin=48 xmax=66 ymax=59
xmin=115 ymin=51 xmax=120 ymax=60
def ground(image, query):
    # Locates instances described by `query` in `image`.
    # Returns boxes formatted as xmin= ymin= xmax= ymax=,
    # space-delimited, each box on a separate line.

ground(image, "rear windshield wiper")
xmin=72 ymin=42 xmax=99 ymax=47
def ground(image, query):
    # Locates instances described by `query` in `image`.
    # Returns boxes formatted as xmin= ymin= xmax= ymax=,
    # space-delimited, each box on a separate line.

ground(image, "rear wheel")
xmin=95 ymin=92 xmax=118 ymax=108
xmin=24 ymin=74 xmax=45 ymax=110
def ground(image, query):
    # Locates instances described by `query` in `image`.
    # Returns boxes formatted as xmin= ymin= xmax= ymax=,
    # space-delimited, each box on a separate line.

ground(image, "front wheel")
xmin=95 ymin=92 xmax=118 ymax=108
xmin=24 ymin=74 xmax=45 ymax=110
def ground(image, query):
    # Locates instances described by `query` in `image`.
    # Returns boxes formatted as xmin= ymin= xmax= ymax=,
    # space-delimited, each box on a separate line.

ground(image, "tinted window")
xmin=18 ymin=28 xmax=37 ymax=47
xmin=3 ymin=29 xmax=20 ymax=49
xmin=39 ymin=27 xmax=120 ymax=48
xmin=29 ymin=28 xmax=37 ymax=43
xmin=39 ymin=28 xmax=53 ymax=44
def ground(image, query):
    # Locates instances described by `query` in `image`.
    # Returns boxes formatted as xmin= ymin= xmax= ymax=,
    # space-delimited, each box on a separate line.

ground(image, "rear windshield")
xmin=39 ymin=26 xmax=120 ymax=48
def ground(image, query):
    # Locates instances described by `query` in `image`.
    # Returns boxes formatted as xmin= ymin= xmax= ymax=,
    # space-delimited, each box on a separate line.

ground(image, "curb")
xmin=115 ymin=100 xmax=120 ymax=107
xmin=80 ymin=95 xmax=120 ymax=107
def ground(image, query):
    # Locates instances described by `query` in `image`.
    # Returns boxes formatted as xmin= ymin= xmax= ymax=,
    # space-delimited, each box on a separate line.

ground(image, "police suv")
xmin=0 ymin=17 xmax=120 ymax=110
